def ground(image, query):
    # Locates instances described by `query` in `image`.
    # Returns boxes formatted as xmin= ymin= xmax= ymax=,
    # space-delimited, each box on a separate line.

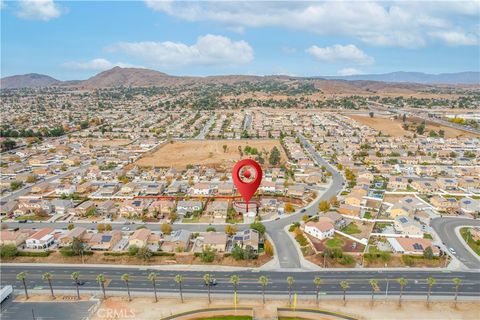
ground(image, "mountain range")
xmin=1 ymin=67 xmax=478 ymax=90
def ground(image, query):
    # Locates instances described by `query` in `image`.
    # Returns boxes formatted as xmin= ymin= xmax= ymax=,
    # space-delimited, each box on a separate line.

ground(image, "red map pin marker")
xmin=232 ymin=159 xmax=262 ymax=212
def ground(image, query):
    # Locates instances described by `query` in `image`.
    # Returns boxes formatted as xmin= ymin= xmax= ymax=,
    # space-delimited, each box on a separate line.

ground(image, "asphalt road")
xmin=431 ymin=217 xmax=480 ymax=269
xmin=1 ymin=265 xmax=479 ymax=299
xmin=0 ymin=297 xmax=96 ymax=320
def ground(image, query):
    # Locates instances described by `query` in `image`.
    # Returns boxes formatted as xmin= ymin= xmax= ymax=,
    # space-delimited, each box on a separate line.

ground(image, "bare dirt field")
xmin=348 ymin=115 xmax=478 ymax=138
xmin=135 ymin=139 xmax=286 ymax=169
xmin=89 ymin=295 xmax=479 ymax=320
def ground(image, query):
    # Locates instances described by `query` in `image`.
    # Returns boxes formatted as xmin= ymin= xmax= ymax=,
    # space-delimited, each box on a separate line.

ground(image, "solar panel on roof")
xmin=101 ymin=235 xmax=112 ymax=242
xmin=412 ymin=243 xmax=423 ymax=250
xmin=399 ymin=217 xmax=408 ymax=223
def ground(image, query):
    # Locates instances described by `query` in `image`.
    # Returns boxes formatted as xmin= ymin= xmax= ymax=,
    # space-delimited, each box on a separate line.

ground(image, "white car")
xmin=449 ymin=247 xmax=456 ymax=255
xmin=121 ymin=227 xmax=130 ymax=231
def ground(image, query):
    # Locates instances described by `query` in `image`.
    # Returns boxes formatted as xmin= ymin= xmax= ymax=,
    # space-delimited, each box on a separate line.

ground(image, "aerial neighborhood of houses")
xmin=0 ymin=98 xmax=478 ymax=269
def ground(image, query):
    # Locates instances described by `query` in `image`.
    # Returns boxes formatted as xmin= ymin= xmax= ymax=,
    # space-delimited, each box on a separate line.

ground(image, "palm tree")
xmin=230 ymin=275 xmax=240 ymax=304
xmin=174 ymin=275 xmax=184 ymax=303
xmin=258 ymin=276 xmax=269 ymax=304
xmin=452 ymin=278 xmax=461 ymax=305
xmin=148 ymin=272 xmax=158 ymax=302
xmin=96 ymin=273 xmax=107 ymax=299
xmin=369 ymin=279 xmax=378 ymax=302
xmin=313 ymin=277 xmax=322 ymax=305
xmin=286 ymin=276 xmax=294 ymax=307
xmin=16 ymin=272 xmax=28 ymax=299
xmin=203 ymin=274 xmax=212 ymax=304
xmin=71 ymin=272 xmax=80 ymax=300
xmin=42 ymin=272 xmax=54 ymax=299
xmin=397 ymin=278 xmax=408 ymax=306
xmin=426 ymin=277 xmax=436 ymax=305
xmin=340 ymin=281 xmax=349 ymax=305
xmin=121 ymin=273 xmax=131 ymax=301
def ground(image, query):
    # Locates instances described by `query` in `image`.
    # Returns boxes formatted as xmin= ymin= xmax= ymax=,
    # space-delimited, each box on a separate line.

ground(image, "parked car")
xmin=449 ymin=248 xmax=456 ymax=255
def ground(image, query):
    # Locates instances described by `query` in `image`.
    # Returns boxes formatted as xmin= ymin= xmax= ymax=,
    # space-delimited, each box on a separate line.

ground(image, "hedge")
xmin=17 ymin=251 xmax=52 ymax=257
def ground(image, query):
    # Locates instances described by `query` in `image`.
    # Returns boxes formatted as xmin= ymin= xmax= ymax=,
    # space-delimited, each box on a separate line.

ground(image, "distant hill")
xmin=319 ymin=71 xmax=480 ymax=84
xmin=1 ymin=68 xmax=478 ymax=92
xmin=0 ymin=73 xmax=60 ymax=89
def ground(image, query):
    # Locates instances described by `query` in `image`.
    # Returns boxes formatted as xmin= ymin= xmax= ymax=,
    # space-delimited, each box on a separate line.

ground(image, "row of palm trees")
xmin=15 ymin=272 xmax=463 ymax=305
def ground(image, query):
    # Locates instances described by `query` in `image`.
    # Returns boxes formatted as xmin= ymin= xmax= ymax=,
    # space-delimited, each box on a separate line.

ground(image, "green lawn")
xmin=182 ymin=217 xmax=200 ymax=223
xmin=341 ymin=222 xmax=361 ymax=235
xmin=325 ymin=237 xmax=344 ymax=249
xmin=460 ymin=227 xmax=480 ymax=256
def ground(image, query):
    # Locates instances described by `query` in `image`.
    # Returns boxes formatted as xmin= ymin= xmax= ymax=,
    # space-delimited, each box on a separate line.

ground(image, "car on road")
xmin=18 ymin=220 xmax=27 ymax=223
xmin=300 ymin=208 xmax=306 ymax=213
xmin=204 ymin=278 xmax=217 ymax=286
xmin=449 ymin=247 xmax=456 ymax=255
xmin=74 ymin=280 xmax=85 ymax=286
xmin=121 ymin=227 xmax=130 ymax=231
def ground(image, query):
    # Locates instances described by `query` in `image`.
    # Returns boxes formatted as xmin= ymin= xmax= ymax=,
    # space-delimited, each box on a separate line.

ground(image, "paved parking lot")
xmin=1 ymin=297 xmax=97 ymax=320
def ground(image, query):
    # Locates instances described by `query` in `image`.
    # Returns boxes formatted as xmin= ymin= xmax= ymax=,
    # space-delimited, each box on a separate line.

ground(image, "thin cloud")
xmin=16 ymin=0 xmax=62 ymax=21
xmin=63 ymin=58 xmax=143 ymax=71
xmin=307 ymin=44 xmax=374 ymax=65
xmin=105 ymin=34 xmax=254 ymax=67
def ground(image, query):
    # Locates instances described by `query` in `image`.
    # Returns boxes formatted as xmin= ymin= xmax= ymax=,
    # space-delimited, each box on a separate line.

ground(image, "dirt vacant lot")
xmin=348 ymin=115 xmax=477 ymax=138
xmin=135 ymin=139 xmax=286 ymax=169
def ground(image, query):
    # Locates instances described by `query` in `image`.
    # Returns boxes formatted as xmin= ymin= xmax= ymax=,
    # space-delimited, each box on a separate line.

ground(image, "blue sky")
xmin=1 ymin=0 xmax=479 ymax=80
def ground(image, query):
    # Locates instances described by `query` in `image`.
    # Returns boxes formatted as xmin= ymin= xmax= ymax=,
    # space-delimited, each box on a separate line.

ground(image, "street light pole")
xmin=385 ymin=279 xmax=389 ymax=301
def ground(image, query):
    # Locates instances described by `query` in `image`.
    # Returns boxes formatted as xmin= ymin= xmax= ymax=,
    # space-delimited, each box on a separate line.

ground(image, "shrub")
xmin=200 ymin=247 xmax=215 ymax=263
xmin=264 ymin=239 xmax=274 ymax=256
xmin=295 ymin=234 xmax=309 ymax=247
xmin=18 ymin=251 xmax=51 ymax=257
xmin=0 ymin=244 xmax=18 ymax=258
xmin=250 ymin=222 xmax=266 ymax=235
xmin=128 ymin=245 xmax=139 ymax=256
xmin=402 ymin=255 xmax=415 ymax=266
xmin=340 ymin=254 xmax=355 ymax=265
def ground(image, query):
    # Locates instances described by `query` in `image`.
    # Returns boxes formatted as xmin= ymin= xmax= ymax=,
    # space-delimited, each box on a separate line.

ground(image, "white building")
xmin=304 ymin=221 xmax=334 ymax=240
xmin=26 ymin=228 xmax=55 ymax=249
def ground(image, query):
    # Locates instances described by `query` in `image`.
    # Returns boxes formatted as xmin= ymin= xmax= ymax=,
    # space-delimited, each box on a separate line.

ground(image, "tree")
xmin=136 ymin=246 xmax=153 ymax=261
xmin=452 ymin=278 xmax=461 ymax=305
xmin=16 ymin=272 xmax=28 ymax=299
xmin=175 ymin=274 xmax=184 ymax=303
xmin=71 ymin=272 xmax=81 ymax=300
xmin=67 ymin=223 xmax=74 ymax=230
xmin=264 ymin=239 xmax=274 ymax=256
xmin=42 ymin=272 xmax=55 ymax=299
xmin=121 ymin=273 xmax=131 ymax=301
xmin=223 ymin=144 xmax=227 ymax=153
xmin=258 ymin=276 xmax=269 ymax=304
xmin=105 ymin=224 xmax=112 ymax=231
xmin=225 ymin=224 xmax=238 ymax=236
xmin=97 ymin=223 xmax=105 ymax=233
xmin=161 ymin=223 xmax=172 ymax=235
xmin=269 ymin=146 xmax=281 ymax=165
xmin=423 ymin=246 xmax=434 ymax=260
xmin=287 ymin=276 xmax=294 ymax=307
xmin=397 ymin=278 xmax=408 ymax=305
xmin=284 ymin=203 xmax=295 ymax=213
xmin=250 ymin=221 xmax=266 ymax=235
xmin=96 ymin=274 xmax=107 ymax=299
xmin=0 ymin=244 xmax=18 ymax=258
xmin=318 ymin=200 xmax=330 ymax=212
xmin=369 ymin=112 xmax=374 ymax=118
xmin=206 ymin=226 xmax=216 ymax=232
xmin=340 ymin=281 xmax=349 ymax=305
xmin=203 ymin=274 xmax=213 ymax=304
xmin=369 ymin=279 xmax=378 ymax=302
xmin=426 ymin=277 xmax=436 ymax=305
xmin=230 ymin=275 xmax=240 ymax=303
xmin=313 ymin=277 xmax=322 ymax=305
xmin=147 ymin=272 xmax=158 ymax=302
xmin=402 ymin=114 xmax=407 ymax=122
